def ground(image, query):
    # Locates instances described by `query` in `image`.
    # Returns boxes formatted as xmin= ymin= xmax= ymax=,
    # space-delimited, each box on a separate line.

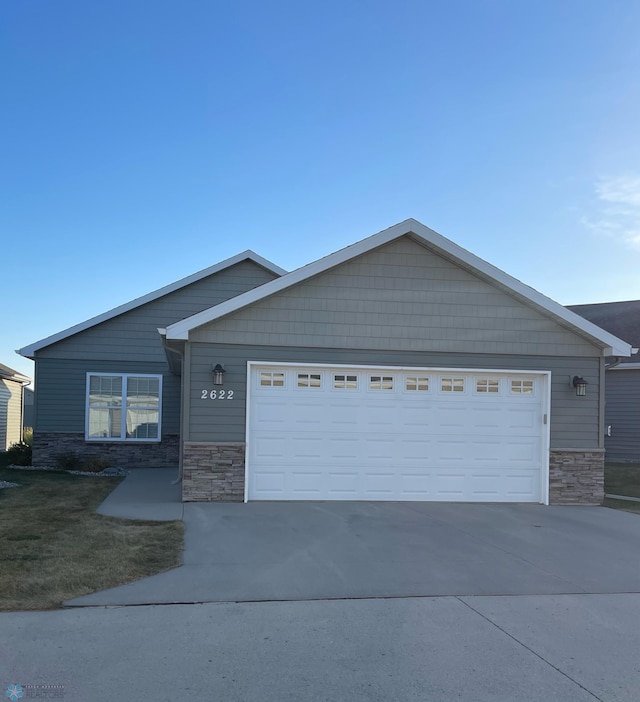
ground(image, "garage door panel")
xmin=248 ymin=365 xmax=547 ymax=502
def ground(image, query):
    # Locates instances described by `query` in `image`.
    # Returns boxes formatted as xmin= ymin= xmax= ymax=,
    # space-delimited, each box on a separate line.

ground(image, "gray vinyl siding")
xmin=35 ymin=260 xmax=279 ymax=362
xmin=188 ymin=342 xmax=601 ymax=448
xmin=35 ymin=359 xmax=181 ymax=435
xmin=23 ymin=388 xmax=34 ymax=429
xmin=604 ymin=369 xmax=640 ymax=461
xmin=191 ymin=237 xmax=601 ymax=358
xmin=0 ymin=379 xmax=24 ymax=450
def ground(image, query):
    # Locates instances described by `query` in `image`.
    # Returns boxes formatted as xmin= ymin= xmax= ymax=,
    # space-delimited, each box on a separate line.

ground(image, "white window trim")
xmin=85 ymin=372 xmax=163 ymax=442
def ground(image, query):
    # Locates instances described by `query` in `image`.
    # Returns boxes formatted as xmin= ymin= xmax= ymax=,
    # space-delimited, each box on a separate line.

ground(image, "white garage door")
xmin=246 ymin=364 xmax=549 ymax=503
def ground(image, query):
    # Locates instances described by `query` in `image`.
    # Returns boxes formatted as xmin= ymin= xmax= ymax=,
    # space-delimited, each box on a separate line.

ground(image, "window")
xmin=87 ymin=373 xmax=161 ymax=441
xmin=297 ymin=373 xmax=321 ymax=388
xmin=476 ymin=378 xmax=499 ymax=393
xmin=511 ymin=379 xmax=534 ymax=395
xmin=369 ymin=375 xmax=394 ymax=390
xmin=405 ymin=376 xmax=429 ymax=391
xmin=441 ymin=377 xmax=465 ymax=392
xmin=334 ymin=374 xmax=358 ymax=389
xmin=260 ymin=371 xmax=285 ymax=387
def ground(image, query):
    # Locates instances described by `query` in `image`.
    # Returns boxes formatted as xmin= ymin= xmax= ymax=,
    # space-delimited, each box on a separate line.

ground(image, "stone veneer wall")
xmin=549 ymin=449 xmax=605 ymax=505
xmin=182 ymin=442 xmax=245 ymax=502
xmin=181 ymin=444 xmax=604 ymax=504
xmin=33 ymin=432 xmax=180 ymax=468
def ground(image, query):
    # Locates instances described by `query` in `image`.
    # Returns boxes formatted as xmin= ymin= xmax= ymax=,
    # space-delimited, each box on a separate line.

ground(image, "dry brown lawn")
xmin=0 ymin=468 xmax=183 ymax=611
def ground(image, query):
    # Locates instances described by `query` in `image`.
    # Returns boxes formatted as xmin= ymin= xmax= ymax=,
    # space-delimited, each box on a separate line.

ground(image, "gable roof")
xmin=163 ymin=219 xmax=633 ymax=358
xmin=568 ymin=300 xmax=640 ymax=366
xmin=0 ymin=363 xmax=31 ymax=384
xmin=18 ymin=251 xmax=286 ymax=359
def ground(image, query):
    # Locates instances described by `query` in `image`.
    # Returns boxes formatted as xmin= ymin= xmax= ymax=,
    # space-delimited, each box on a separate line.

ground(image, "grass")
xmin=0 ymin=468 xmax=183 ymax=611
xmin=604 ymin=462 xmax=640 ymax=500
xmin=603 ymin=462 xmax=640 ymax=515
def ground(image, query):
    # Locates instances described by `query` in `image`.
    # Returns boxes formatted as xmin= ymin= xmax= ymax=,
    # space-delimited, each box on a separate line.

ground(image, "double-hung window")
xmin=86 ymin=373 xmax=162 ymax=441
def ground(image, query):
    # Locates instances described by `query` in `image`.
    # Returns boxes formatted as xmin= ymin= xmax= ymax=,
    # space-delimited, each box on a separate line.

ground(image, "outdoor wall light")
xmin=212 ymin=364 xmax=226 ymax=386
xmin=571 ymin=375 xmax=588 ymax=397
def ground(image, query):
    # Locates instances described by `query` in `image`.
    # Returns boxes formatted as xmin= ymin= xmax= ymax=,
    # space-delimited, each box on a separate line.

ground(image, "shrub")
xmin=53 ymin=451 xmax=83 ymax=470
xmin=22 ymin=428 xmax=33 ymax=447
xmin=6 ymin=441 xmax=32 ymax=466
xmin=82 ymin=456 xmax=112 ymax=473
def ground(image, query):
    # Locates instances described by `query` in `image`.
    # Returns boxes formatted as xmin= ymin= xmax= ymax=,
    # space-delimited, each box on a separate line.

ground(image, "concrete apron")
xmin=66 ymin=500 xmax=640 ymax=607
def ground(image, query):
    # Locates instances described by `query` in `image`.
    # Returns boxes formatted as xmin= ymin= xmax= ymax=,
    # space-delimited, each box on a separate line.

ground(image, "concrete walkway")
xmin=66 ymin=472 xmax=640 ymax=606
xmin=96 ymin=468 xmax=183 ymax=521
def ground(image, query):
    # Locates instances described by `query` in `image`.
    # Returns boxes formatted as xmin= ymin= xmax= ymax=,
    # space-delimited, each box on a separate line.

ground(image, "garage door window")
xmin=441 ymin=377 xmax=465 ymax=392
xmin=511 ymin=379 xmax=534 ymax=394
xmin=476 ymin=378 xmax=500 ymax=393
xmin=369 ymin=375 xmax=394 ymax=390
xmin=334 ymin=374 xmax=358 ymax=389
xmin=297 ymin=373 xmax=322 ymax=388
xmin=260 ymin=371 xmax=285 ymax=387
xmin=405 ymin=376 xmax=430 ymax=391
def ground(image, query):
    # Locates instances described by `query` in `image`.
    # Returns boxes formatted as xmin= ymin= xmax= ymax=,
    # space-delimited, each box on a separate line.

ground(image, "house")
xmin=0 ymin=363 xmax=31 ymax=451
xmin=567 ymin=300 xmax=640 ymax=463
xmin=18 ymin=219 xmax=633 ymax=504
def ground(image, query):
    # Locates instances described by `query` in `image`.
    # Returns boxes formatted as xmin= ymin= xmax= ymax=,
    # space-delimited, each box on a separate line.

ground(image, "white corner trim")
xmin=164 ymin=219 xmax=633 ymax=357
xmin=18 ymin=251 xmax=286 ymax=358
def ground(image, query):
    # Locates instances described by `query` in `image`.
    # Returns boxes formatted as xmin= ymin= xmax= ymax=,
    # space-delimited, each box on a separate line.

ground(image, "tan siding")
xmin=0 ymin=379 xmax=23 ymax=450
xmin=191 ymin=237 xmax=600 ymax=357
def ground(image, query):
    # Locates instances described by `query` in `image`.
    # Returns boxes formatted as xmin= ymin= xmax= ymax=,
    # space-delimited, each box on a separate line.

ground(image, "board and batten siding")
xmin=35 ymin=260 xmax=279 ymax=362
xmin=605 ymin=368 xmax=640 ymax=461
xmin=187 ymin=342 xmax=601 ymax=449
xmin=35 ymin=359 xmax=181 ymax=434
xmin=190 ymin=237 xmax=602 ymax=358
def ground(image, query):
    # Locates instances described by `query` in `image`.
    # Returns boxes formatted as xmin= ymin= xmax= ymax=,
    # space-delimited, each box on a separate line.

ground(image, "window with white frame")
xmin=369 ymin=375 xmax=394 ymax=390
xmin=86 ymin=373 xmax=162 ymax=441
xmin=476 ymin=378 xmax=500 ymax=393
xmin=260 ymin=371 xmax=285 ymax=387
xmin=441 ymin=377 xmax=465 ymax=392
xmin=334 ymin=374 xmax=358 ymax=389
xmin=297 ymin=372 xmax=322 ymax=388
xmin=510 ymin=379 xmax=534 ymax=395
xmin=405 ymin=376 xmax=429 ymax=391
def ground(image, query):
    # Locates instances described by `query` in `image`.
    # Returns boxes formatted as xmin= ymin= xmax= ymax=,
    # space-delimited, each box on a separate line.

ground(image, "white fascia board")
xmin=0 ymin=369 xmax=31 ymax=384
xmin=609 ymin=363 xmax=640 ymax=370
xmin=165 ymin=219 xmax=633 ymax=357
xmin=18 ymin=251 xmax=286 ymax=358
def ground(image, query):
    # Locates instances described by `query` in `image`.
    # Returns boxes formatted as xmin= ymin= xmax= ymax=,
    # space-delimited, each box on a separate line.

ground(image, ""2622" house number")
xmin=200 ymin=389 xmax=234 ymax=400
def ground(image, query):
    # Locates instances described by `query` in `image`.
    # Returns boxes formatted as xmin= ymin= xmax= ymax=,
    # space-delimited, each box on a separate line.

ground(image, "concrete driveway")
xmin=8 ymin=470 xmax=640 ymax=701
xmin=67 ymin=471 xmax=640 ymax=606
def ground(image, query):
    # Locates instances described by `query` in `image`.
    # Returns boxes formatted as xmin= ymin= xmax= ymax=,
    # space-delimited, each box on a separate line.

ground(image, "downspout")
xmin=605 ymin=356 xmax=623 ymax=370
xmin=159 ymin=331 xmax=185 ymax=485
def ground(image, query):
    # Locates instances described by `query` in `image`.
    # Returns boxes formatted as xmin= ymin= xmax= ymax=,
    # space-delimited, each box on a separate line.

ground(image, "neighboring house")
xmin=568 ymin=300 xmax=640 ymax=463
xmin=0 ymin=363 xmax=31 ymax=450
xmin=19 ymin=219 xmax=632 ymax=505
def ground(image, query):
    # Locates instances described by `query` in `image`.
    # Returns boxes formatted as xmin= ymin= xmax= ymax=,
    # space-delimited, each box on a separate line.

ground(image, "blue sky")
xmin=3 ymin=0 xmax=640 ymax=382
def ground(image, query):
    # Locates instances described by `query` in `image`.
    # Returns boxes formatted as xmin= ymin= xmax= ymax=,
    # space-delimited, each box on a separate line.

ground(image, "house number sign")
xmin=200 ymin=389 xmax=234 ymax=400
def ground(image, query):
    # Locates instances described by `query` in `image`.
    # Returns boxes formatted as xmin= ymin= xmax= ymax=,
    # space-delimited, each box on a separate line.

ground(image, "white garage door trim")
xmin=245 ymin=362 xmax=551 ymax=504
